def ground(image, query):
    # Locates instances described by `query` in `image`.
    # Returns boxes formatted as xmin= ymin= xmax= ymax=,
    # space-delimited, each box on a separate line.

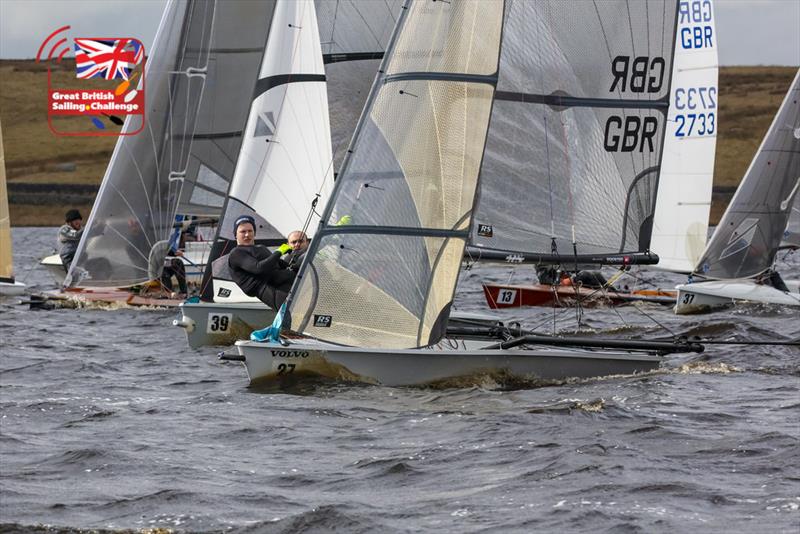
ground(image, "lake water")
xmin=2 ymin=227 xmax=798 ymax=532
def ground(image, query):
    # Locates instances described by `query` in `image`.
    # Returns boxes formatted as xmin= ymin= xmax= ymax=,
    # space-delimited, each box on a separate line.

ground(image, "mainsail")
xmin=288 ymin=0 xmax=680 ymax=350
xmin=288 ymin=0 xmax=503 ymax=348
xmin=695 ymin=69 xmax=800 ymax=279
xmin=0 ymin=119 xmax=13 ymax=283
xmin=650 ymin=0 xmax=718 ymax=273
xmin=65 ymin=0 xmax=272 ymax=288
xmin=469 ymin=1 xmax=678 ymax=266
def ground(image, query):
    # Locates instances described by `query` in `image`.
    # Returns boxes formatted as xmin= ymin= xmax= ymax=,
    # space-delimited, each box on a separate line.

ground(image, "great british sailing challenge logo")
xmin=37 ymin=25 xmax=145 ymax=136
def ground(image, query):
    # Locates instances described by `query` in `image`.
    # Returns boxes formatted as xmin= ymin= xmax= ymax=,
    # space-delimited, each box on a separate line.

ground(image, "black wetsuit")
xmin=228 ymin=245 xmax=295 ymax=309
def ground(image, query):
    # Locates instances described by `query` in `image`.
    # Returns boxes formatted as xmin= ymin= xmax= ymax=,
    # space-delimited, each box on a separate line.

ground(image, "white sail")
xmin=650 ymin=0 xmax=719 ymax=273
xmin=217 ymin=0 xmax=331 ymax=243
xmin=694 ymin=68 xmax=800 ymax=279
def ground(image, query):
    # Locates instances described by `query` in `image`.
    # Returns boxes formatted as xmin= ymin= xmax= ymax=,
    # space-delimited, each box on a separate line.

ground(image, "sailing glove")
xmin=277 ymin=243 xmax=292 ymax=255
xmin=336 ymin=215 xmax=352 ymax=226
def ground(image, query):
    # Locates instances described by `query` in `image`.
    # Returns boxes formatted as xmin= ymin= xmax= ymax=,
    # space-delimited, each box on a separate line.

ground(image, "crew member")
xmin=285 ymin=230 xmax=309 ymax=272
xmin=58 ymin=209 xmax=83 ymax=272
xmin=228 ymin=215 xmax=295 ymax=309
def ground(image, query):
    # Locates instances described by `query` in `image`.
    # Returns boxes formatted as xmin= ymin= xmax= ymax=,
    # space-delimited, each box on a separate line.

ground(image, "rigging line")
xmin=382 ymin=0 xmax=397 ymax=25
xmin=630 ymin=301 xmax=676 ymax=337
xmin=347 ymin=0 xmax=386 ymax=50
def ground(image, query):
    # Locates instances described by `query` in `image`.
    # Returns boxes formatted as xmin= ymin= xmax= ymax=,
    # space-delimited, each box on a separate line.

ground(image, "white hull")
xmin=40 ymin=254 xmax=66 ymax=285
xmin=233 ymin=339 xmax=661 ymax=387
xmin=175 ymin=300 xmax=276 ymax=349
xmin=40 ymin=245 xmax=210 ymax=287
xmin=675 ymin=280 xmax=800 ymax=314
xmin=0 ymin=280 xmax=26 ymax=296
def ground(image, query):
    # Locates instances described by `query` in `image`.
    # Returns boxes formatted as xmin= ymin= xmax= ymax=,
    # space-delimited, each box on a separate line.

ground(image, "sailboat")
xmin=227 ymin=0 xmax=703 ymax=387
xmin=175 ymin=0 xmax=400 ymax=348
xmin=675 ymin=68 xmax=800 ymax=314
xmin=0 ymin=120 xmax=26 ymax=296
xmin=36 ymin=0 xmax=277 ymax=307
xmin=482 ymin=0 xmax=719 ymax=309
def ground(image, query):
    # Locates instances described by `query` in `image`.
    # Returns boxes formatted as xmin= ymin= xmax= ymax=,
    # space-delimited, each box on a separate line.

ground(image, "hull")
xmin=483 ymin=283 xmax=676 ymax=309
xmin=40 ymin=249 xmax=208 ymax=287
xmin=675 ymin=280 xmax=800 ymax=314
xmin=175 ymin=301 xmax=277 ymax=349
xmin=40 ymin=254 xmax=66 ymax=285
xmin=30 ymin=288 xmax=183 ymax=309
xmin=0 ymin=280 xmax=26 ymax=296
xmin=234 ymin=339 xmax=661 ymax=387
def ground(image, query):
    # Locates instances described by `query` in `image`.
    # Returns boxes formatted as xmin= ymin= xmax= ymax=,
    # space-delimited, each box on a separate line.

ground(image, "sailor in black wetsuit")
xmin=228 ymin=215 xmax=295 ymax=309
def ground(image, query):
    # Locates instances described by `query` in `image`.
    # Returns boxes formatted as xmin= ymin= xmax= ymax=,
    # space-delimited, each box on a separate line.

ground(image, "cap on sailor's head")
xmin=233 ymin=215 xmax=256 ymax=234
xmin=65 ymin=209 xmax=82 ymax=222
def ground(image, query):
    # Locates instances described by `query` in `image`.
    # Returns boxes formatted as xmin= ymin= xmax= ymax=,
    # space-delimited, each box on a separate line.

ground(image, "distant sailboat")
xmin=175 ymin=0 xmax=400 ymax=348
xmin=482 ymin=0 xmax=719 ymax=308
xmin=0 ymin=120 xmax=26 ymax=296
xmin=229 ymin=0 xmax=702 ymax=387
xmin=675 ymin=68 xmax=800 ymax=313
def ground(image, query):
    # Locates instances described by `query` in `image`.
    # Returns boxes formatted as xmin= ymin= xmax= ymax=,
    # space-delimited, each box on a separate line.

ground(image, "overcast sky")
xmin=0 ymin=0 xmax=798 ymax=65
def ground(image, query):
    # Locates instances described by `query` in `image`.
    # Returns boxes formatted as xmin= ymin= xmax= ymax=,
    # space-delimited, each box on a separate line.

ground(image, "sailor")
xmin=228 ymin=215 xmax=295 ymax=309
xmin=285 ymin=230 xmax=309 ymax=272
xmin=58 ymin=209 xmax=84 ymax=272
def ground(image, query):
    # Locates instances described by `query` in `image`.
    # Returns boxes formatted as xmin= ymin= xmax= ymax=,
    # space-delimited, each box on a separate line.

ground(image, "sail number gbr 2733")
xmin=604 ymin=56 xmax=664 ymax=153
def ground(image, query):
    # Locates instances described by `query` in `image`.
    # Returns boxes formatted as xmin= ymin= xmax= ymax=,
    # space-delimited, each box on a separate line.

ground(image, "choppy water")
xmin=2 ymin=227 xmax=799 ymax=533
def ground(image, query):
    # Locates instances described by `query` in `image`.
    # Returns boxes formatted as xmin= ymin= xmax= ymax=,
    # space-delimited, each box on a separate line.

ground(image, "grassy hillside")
xmin=1 ymin=60 xmax=797 ymax=226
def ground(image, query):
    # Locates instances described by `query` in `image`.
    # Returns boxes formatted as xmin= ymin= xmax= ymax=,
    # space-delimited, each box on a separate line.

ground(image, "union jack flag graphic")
xmin=74 ymin=38 xmax=143 ymax=80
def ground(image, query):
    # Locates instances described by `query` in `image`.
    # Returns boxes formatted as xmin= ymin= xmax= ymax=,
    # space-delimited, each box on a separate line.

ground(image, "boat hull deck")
xmin=675 ymin=280 xmax=800 ymax=314
xmin=483 ymin=283 xmax=676 ymax=309
xmin=175 ymin=301 xmax=276 ymax=349
xmin=233 ymin=339 xmax=662 ymax=387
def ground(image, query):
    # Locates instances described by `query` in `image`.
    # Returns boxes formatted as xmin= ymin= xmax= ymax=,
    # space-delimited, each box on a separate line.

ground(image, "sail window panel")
xmin=327 ymin=79 xmax=493 ymax=231
xmin=293 ymin=234 xmax=466 ymax=349
xmin=473 ymin=101 xmax=663 ymax=256
xmin=498 ymin=0 xmax=674 ymax=102
xmin=386 ymin=0 xmax=502 ymax=76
